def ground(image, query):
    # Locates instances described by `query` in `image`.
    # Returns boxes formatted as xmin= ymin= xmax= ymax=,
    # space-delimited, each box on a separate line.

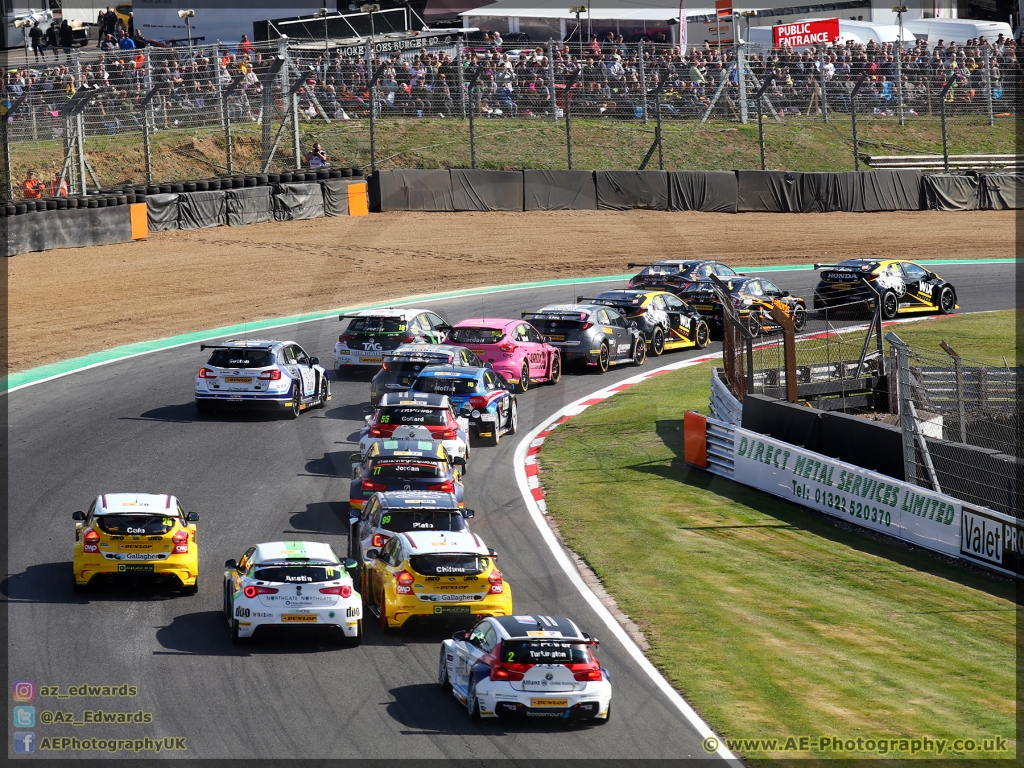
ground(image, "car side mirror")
xmin=362 ymin=405 xmax=374 ymax=414
xmin=344 ymin=558 xmax=358 ymax=571
xmin=542 ymin=335 xmax=551 ymax=343
xmin=927 ymin=272 xmax=938 ymax=280
xmin=452 ymin=629 xmax=469 ymax=641
xmin=224 ymin=558 xmax=237 ymax=569
xmin=781 ymin=290 xmax=790 ymax=297
xmin=366 ymin=548 xmax=380 ymax=560
xmin=462 ymin=508 xmax=475 ymax=519
xmin=453 ymin=456 xmax=467 ymax=467
xmin=349 ymin=512 xmax=360 ymax=524
xmin=488 ymin=547 xmax=497 ymax=558
xmin=187 ymin=512 xmax=199 ymax=522
xmin=309 ymin=356 xmax=320 ymax=366
xmin=505 ymin=383 xmax=515 ymax=392
xmin=72 ymin=510 xmax=85 ymax=521
xmin=459 ymin=404 xmax=473 ymax=416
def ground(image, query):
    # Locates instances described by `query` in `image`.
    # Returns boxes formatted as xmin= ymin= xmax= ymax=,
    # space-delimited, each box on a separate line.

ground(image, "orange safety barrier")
xmin=347 ymin=181 xmax=369 ymax=217
xmin=129 ymin=203 xmax=149 ymax=240
xmin=683 ymin=411 xmax=707 ymax=468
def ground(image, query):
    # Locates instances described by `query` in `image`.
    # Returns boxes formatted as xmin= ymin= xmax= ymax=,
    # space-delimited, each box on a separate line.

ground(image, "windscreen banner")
xmin=729 ymin=427 xmax=1022 ymax=578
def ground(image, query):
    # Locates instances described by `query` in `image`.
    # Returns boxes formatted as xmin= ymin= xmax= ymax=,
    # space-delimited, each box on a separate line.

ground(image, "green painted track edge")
xmin=6 ymin=258 xmax=1013 ymax=392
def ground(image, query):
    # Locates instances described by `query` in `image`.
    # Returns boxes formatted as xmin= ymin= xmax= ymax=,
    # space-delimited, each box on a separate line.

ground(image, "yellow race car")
xmin=580 ymin=289 xmax=710 ymax=355
xmin=814 ymin=259 xmax=958 ymax=320
xmin=363 ymin=530 xmax=511 ymax=631
xmin=72 ymin=493 xmax=199 ymax=594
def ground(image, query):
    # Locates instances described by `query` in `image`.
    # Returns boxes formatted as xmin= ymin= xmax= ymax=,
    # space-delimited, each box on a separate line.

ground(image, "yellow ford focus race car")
xmin=72 ymin=493 xmax=199 ymax=594
xmin=363 ymin=530 xmax=512 ymax=631
xmin=813 ymin=259 xmax=958 ymax=320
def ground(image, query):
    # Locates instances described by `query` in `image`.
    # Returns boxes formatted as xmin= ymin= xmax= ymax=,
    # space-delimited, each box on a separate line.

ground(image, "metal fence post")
xmin=940 ymin=341 xmax=968 ymax=444
xmin=143 ymin=51 xmax=153 ymax=183
xmin=638 ymin=40 xmax=648 ymax=123
xmin=895 ymin=36 xmax=904 ymax=126
xmin=984 ymin=46 xmax=995 ymax=127
xmin=818 ymin=43 xmax=828 ymax=122
xmin=2 ymin=118 xmax=11 ymax=201
xmin=468 ymin=78 xmax=477 ymax=168
xmin=547 ymin=40 xmax=557 ymax=120
xmin=757 ymin=96 xmax=766 ymax=170
xmin=887 ymin=332 xmax=942 ymax=491
xmin=565 ymin=72 xmax=577 ymax=169
xmin=850 ymin=72 xmax=867 ymax=171
xmin=457 ymin=48 xmax=466 ymax=120
xmin=737 ymin=41 xmax=748 ymax=124
xmin=655 ymin=90 xmax=664 ymax=170
xmin=939 ymin=74 xmax=956 ymax=173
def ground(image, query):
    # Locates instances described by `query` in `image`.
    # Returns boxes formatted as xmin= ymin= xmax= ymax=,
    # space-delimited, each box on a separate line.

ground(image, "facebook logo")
xmin=13 ymin=731 xmax=35 ymax=753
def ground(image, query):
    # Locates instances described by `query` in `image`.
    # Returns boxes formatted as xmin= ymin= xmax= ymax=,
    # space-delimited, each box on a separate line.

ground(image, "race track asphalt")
xmin=5 ymin=263 xmax=1013 ymax=760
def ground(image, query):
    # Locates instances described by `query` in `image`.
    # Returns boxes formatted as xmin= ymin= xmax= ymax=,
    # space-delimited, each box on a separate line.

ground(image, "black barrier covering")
xmin=321 ymin=178 xmax=362 ymax=217
xmin=798 ymin=173 xmax=841 ymax=212
xmin=595 ymin=170 xmax=669 ymax=210
xmin=523 ymin=170 xmax=598 ymax=210
xmin=922 ymin=173 xmax=980 ymax=211
xmin=226 ymin=186 xmax=273 ymax=226
xmin=178 ymin=190 xmax=227 ymax=230
xmin=146 ymin=192 xmax=180 ymax=232
xmin=859 ymin=170 xmax=923 ymax=211
xmin=4 ymin=206 xmax=133 ymax=257
xmin=926 ymin=440 xmax=1019 ymax=519
xmin=451 ymin=170 xmax=525 ymax=212
xmin=668 ymin=171 xmax=738 ymax=212
xmin=370 ymin=170 xmax=455 ymax=212
xmin=736 ymin=171 xmax=803 ymax=212
xmin=274 ymin=182 xmax=324 ymax=221
xmin=980 ymin=172 xmax=1021 ymax=210
xmin=742 ymin=395 xmax=821 ymax=449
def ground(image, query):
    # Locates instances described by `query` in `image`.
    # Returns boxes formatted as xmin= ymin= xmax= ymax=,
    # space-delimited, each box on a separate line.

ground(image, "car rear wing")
xmin=812 ymin=263 xmax=839 ymax=270
xmin=199 ymin=343 xmax=272 ymax=351
xmin=505 ymin=634 xmax=600 ymax=646
xmin=521 ymin=311 xmax=589 ymax=321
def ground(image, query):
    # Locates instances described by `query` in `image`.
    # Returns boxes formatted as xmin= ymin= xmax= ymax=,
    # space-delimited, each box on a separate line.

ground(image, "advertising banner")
xmin=730 ymin=427 xmax=1022 ymax=578
xmin=772 ymin=18 xmax=840 ymax=48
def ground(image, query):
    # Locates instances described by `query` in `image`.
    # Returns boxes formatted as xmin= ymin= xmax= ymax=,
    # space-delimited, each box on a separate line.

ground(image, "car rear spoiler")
xmin=813 ymin=263 xmax=839 ymax=270
xmin=505 ymin=634 xmax=599 ymax=646
xmin=199 ymin=343 xmax=272 ymax=351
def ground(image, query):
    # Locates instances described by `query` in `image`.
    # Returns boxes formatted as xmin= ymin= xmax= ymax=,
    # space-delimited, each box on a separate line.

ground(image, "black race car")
xmin=678 ymin=276 xmax=807 ymax=335
xmin=627 ymin=260 xmax=740 ymax=293
xmin=522 ymin=304 xmax=646 ymax=373
xmin=813 ymin=259 xmax=958 ymax=320
xmin=578 ymin=289 xmax=710 ymax=355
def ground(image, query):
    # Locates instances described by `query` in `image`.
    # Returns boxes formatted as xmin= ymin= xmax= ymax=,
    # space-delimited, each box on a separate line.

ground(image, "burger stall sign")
xmin=772 ymin=18 xmax=840 ymax=48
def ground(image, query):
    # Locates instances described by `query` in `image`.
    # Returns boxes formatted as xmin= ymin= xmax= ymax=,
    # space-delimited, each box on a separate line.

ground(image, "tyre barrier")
xmin=2 ymin=169 xmax=369 ymax=256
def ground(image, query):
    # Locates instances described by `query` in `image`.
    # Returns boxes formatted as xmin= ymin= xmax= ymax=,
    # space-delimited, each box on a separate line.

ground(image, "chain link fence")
xmin=4 ymin=34 xmax=1020 ymax=196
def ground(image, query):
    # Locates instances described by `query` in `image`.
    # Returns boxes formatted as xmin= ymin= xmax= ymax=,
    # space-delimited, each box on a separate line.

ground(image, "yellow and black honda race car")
xmin=813 ymin=259 xmax=958 ymax=320
xmin=579 ymin=289 xmax=710 ymax=356
xmin=678 ymin=276 xmax=807 ymax=335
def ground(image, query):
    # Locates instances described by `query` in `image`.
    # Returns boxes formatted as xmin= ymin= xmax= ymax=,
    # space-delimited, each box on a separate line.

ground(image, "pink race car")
xmin=445 ymin=318 xmax=561 ymax=393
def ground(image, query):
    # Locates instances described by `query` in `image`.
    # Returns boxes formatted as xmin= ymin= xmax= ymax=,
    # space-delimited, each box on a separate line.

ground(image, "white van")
xmin=903 ymin=18 xmax=1013 ymax=45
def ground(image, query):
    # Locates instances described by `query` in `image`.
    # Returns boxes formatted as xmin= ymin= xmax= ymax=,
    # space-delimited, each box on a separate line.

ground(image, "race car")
xmin=334 ymin=308 xmax=450 ymax=372
xmin=627 ymin=260 xmax=740 ymax=294
xmin=445 ymin=318 xmax=561 ymax=393
xmin=349 ymin=491 xmax=473 ymax=563
xmin=359 ymin=392 xmax=471 ymax=462
xmin=438 ymin=615 xmax=611 ymax=724
xmin=72 ymin=493 xmax=199 ymax=594
xmin=580 ymin=290 xmax=710 ymax=355
xmin=522 ymin=304 xmax=647 ymax=373
xmin=410 ymin=366 xmax=518 ymax=446
xmin=370 ymin=344 xmax=484 ymax=406
xmin=813 ymin=259 xmax=958 ymax=320
xmin=195 ymin=340 xmax=330 ymax=417
xmin=363 ymin=530 xmax=512 ymax=631
xmin=349 ymin=439 xmax=467 ymax=512
xmin=222 ymin=540 xmax=362 ymax=646
xmin=678 ymin=277 xmax=807 ymax=335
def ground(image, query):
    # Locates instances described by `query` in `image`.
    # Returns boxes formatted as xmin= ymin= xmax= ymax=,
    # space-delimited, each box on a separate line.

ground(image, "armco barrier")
xmin=701 ymin=419 xmax=1023 ymax=579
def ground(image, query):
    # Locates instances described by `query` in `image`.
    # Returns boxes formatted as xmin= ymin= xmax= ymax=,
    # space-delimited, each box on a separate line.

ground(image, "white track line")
xmin=513 ymin=351 xmax=741 ymax=764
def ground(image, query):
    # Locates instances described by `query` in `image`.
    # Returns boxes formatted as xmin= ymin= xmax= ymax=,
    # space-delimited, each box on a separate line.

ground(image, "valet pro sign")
xmin=772 ymin=18 xmax=840 ymax=48
xmin=731 ymin=428 xmax=1021 ymax=578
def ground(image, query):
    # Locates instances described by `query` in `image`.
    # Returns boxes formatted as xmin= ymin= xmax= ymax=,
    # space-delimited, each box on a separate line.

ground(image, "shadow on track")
xmin=2 ymin=562 xmax=186 ymax=604
xmin=124 ymin=402 xmax=285 ymax=423
xmin=154 ymin=611 xmax=359 ymax=656
xmin=284 ymin=501 xmax=350 ymax=536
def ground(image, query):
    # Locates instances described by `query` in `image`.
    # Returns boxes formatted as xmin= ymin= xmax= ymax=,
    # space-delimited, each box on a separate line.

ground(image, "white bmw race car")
xmin=195 ymin=339 xmax=330 ymax=418
xmin=223 ymin=541 xmax=362 ymax=646
xmin=334 ymin=308 xmax=449 ymax=372
xmin=358 ymin=393 xmax=471 ymax=463
xmin=439 ymin=615 xmax=612 ymax=724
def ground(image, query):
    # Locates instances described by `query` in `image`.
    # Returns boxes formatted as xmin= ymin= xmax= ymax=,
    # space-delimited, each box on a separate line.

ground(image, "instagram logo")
xmin=12 ymin=681 xmax=34 ymax=703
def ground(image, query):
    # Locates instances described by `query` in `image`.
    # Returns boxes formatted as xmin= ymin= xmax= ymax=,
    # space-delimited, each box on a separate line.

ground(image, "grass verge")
xmin=884 ymin=309 xmax=1019 ymax=368
xmin=537 ymin=311 xmax=1017 ymax=765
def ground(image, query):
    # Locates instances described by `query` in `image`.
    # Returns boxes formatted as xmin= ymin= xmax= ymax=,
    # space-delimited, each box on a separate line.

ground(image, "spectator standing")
xmin=119 ymin=31 xmax=135 ymax=51
xmin=239 ymin=34 xmax=254 ymax=56
xmin=103 ymin=7 xmax=118 ymax=38
xmin=21 ymin=169 xmax=46 ymax=199
xmin=49 ymin=172 xmax=68 ymax=197
xmin=305 ymin=141 xmax=327 ymax=168
xmin=127 ymin=11 xmax=135 ymax=39
xmin=59 ymin=20 xmax=75 ymax=59
xmin=29 ymin=22 xmax=45 ymax=61
xmin=45 ymin=22 xmax=59 ymax=60
xmin=133 ymin=30 xmax=147 ymax=49
xmin=96 ymin=10 xmax=105 ymax=46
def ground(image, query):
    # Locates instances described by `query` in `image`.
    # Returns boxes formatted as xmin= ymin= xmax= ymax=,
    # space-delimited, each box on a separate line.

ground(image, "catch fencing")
xmin=3 ymin=36 xmax=1020 ymax=197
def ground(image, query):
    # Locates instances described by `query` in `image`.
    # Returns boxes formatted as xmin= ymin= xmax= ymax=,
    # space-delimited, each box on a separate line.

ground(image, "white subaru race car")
xmin=195 ymin=339 xmax=330 ymax=418
xmin=223 ymin=541 xmax=362 ymax=646
xmin=439 ymin=615 xmax=612 ymax=724
xmin=334 ymin=308 xmax=449 ymax=372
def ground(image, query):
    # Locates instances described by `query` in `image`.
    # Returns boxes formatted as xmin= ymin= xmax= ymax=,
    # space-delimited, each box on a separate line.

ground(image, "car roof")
xmin=399 ymin=530 xmax=488 ymax=555
xmin=95 ymin=493 xmax=178 ymax=515
xmin=492 ymin=615 xmax=583 ymax=640
xmin=378 ymin=392 xmax=451 ymax=408
xmin=377 ymin=491 xmax=461 ymax=509
xmin=453 ymin=318 xmax=518 ymax=330
xmin=417 ymin=365 xmax=482 ymax=379
xmin=251 ymin=540 xmax=339 ymax=565
xmin=370 ymin=440 xmax=446 ymax=460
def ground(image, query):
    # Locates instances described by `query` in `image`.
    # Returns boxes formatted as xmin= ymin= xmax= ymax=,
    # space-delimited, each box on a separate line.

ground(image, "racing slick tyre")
xmin=650 ymin=327 xmax=665 ymax=357
xmin=633 ymin=337 xmax=647 ymax=366
xmin=793 ymin=305 xmax=807 ymax=332
xmin=181 ymin=581 xmax=198 ymax=596
xmin=487 ymin=420 xmax=502 ymax=447
xmin=517 ymin=363 xmax=530 ymax=393
xmin=596 ymin=343 xmax=610 ymax=374
xmin=937 ymin=286 xmax=956 ymax=314
xmin=507 ymin=400 xmax=518 ymax=436
xmin=288 ymin=384 xmax=302 ymax=419
xmin=593 ymin=702 xmax=611 ymax=725
xmin=694 ymin=321 xmax=710 ymax=349
xmin=438 ymin=646 xmax=452 ymax=690
xmin=230 ymin=619 xmax=247 ymax=645
xmin=194 ymin=400 xmax=213 ymax=418
xmin=547 ymin=353 xmax=561 ymax=385
xmin=467 ymin=680 xmax=482 ymax=721
xmin=315 ymin=375 xmax=330 ymax=408
xmin=881 ymin=290 xmax=899 ymax=320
